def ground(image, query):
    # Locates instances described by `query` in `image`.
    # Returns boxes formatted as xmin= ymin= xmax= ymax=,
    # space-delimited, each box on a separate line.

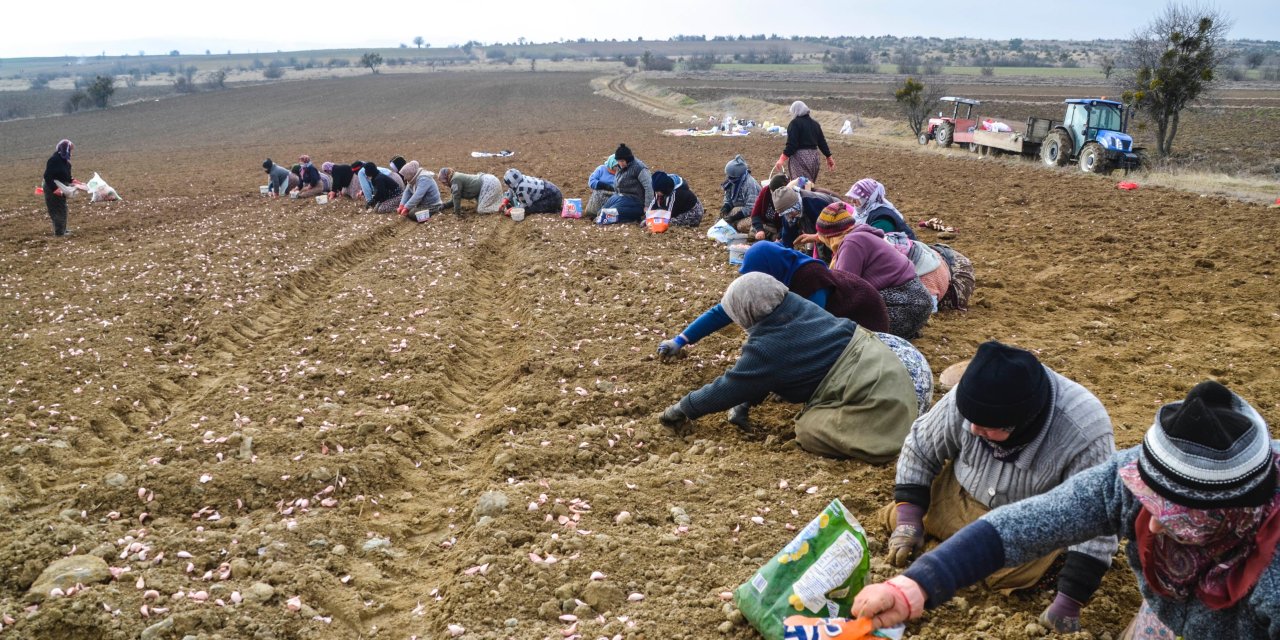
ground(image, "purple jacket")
xmin=831 ymin=224 xmax=917 ymax=290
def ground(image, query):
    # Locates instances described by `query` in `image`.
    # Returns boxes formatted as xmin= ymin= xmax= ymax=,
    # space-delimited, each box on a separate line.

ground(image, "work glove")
xmin=659 ymin=404 xmax=689 ymax=431
xmin=657 ymin=336 xmax=687 ymax=362
xmin=719 ymin=203 xmax=734 ymax=217
xmin=886 ymin=502 xmax=926 ymax=567
xmin=727 ymin=403 xmax=751 ymax=429
xmin=1039 ymin=593 xmax=1083 ymax=633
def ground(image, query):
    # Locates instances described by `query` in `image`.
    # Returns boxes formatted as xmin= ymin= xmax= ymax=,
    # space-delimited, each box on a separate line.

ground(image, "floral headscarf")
xmin=55 ymin=139 xmax=74 ymax=161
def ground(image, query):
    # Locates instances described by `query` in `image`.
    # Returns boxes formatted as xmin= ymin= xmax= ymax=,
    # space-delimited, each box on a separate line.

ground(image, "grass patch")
xmin=711 ymin=63 xmax=824 ymax=72
xmin=941 ymin=66 xmax=1107 ymax=79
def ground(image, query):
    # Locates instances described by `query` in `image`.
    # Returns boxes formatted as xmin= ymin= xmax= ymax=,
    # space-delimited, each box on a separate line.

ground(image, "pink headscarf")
xmin=846 ymin=178 xmax=901 ymax=223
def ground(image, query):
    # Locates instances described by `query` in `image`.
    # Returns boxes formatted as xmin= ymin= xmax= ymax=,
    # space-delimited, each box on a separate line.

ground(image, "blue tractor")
xmin=1038 ymin=99 xmax=1141 ymax=173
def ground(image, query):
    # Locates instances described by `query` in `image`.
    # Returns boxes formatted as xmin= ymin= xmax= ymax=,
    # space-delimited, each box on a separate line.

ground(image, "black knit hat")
xmin=350 ymin=160 xmax=365 ymax=170
xmin=955 ymin=341 xmax=1050 ymax=430
xmin=390 ymin=156 xmax=406 ymax=171
xmin=263 ymin=159 xmax=273 ymax=170
xmin=1137 ymin=381 xmax=1275 ymax=509
xmin=768 ymin=174 xmax=788 ymax=191
xmin=652 ymin=171 xmax=674 ymax=195
xmin=614 ymin=143 xmax=635 ymax=163
xmin=363 ymin=163 xmax=379 ymax=177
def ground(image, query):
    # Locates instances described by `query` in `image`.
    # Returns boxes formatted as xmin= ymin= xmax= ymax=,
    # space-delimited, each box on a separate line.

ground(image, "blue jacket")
xmin=588 ymin=164 xmax=616 ymax=191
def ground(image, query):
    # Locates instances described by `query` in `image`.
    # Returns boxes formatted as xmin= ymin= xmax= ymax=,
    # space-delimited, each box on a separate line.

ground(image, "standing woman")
xmin=43 ymin=139 xmax=79 ymax=236
xmin=773 ymin=101 xmax=834 ymax=183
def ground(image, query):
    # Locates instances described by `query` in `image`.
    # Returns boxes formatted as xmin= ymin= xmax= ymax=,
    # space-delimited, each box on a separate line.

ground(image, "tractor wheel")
xmin=1041 ymin=130 xmax=1071 ymax=167
xmin=936 ymin=124 xmax=954 ymax=147
xmin=1078 ymin=142 xmax=1108 ymax=173
xmin=918 ymin=131 xmax=930 ymax=145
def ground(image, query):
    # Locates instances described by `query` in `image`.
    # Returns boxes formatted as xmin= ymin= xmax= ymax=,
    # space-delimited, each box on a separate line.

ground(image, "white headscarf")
xmin=789 ymin=101 xmax=811 ymax=118
xmin=721 ymin=272 xmax=789 ymax=332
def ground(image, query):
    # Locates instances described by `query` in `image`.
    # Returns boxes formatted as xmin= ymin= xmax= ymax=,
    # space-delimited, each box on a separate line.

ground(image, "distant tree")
xmin=413 ymin=36 xmax=425 ymax=48
xmin=1100 ymin=54 xmax=1116 ymax=79
xmin=399 ymin=43 xmax=408 ymax=49
xmin=683 ymin=52 xmax=717 ymax=71
xmin=461 ymin=41 xmax=474 ymax=55
xmin=205 ymin=68 xmax=227 ymax=89
xmin=1008 ymin=38 xmax=1024 ymax=52
xmin=1121 ymin=2 xmax=1232 ymax=157
xmin=640 ymin=50 xmax=674 ymax=71
xmin=979 ymin=66 xmax=995 ymax=76
xmin=485 ymin=48 xmax=508 ymax=61
xmin=169 ymin=50 xmax=180 ymax=56
xmin=894 ymin=50 xmax=921 ymax=75
xmin=1245 ymin=51 xmax=1266 ymax=69
xmin=360 ymin=52 xmax=384 ymax=73
xmin=64 ymin=91 xmax=91 ymax=114
xmin=86 ymin=75 xmax=115 ymax=108
xmin=894 ymin=76 xmax=948 ymax=138
xmin=262 ymin=62 xmax=285 ymax=79
xmin=530 ymin=58 xmax=536 ymax=72
xmin=824 ymin=47 xmax=877 ymax=74
xmin=621 ymin=54 xmax=638 ymax=68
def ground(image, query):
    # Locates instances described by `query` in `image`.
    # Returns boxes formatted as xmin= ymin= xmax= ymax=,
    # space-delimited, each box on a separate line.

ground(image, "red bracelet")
xmin=883 ymin=581 xmax=914 ymax=620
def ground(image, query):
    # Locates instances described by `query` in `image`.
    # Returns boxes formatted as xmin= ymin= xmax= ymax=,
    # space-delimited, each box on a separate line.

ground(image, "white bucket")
xmin=728 ymin=241 xmax=751 ymax=265
xmin=510 ymin=207 xmax=526 ymax=222
xmin=259 ymin=185 xmax=269 ymax=195
xmin=315 ymin=194 xmax=328 ymax=204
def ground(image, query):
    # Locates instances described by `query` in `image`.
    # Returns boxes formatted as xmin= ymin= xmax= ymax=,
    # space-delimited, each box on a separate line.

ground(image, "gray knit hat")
xmin=725 ymin=154 xmax=749 ymax=179
xmin=1137 ymin=381 xmax=1275 ymax=509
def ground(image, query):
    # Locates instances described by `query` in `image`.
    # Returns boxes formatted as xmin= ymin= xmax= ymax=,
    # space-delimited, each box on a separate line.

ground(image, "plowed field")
xmin=1 ymin=71 xmax=1278 ymax=640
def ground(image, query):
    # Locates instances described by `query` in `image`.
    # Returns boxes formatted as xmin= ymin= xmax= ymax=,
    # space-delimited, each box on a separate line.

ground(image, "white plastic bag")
xmin=85 ymin=172 xmax=121 ymax=202
xmin=707 ymin=219 xmax=737 ymax=243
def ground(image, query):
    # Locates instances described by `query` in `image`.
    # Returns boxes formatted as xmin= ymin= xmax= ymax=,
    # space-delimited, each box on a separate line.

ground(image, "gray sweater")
xmin=677 ymin=294 xmax=856 ymax=419
xmin=907 ymin=444 xmax=1280 ymax=639
xmin=895 ymin=371 xmax=1118 ymax=566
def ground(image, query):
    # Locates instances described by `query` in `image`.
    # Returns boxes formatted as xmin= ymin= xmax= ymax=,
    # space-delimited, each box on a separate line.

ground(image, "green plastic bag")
xmin=734 ymin=499 xmax=870 ymax=640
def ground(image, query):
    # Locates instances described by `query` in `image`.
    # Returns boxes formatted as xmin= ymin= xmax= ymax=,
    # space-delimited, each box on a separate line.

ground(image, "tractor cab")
xmin=921 ymin=96 xmax=981 ymax=147
xmin=1062 ymin=99 xmax=1134 ymax=155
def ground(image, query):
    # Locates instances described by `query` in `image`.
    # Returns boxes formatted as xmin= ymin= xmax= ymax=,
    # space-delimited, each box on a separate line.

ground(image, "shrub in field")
xmin=923 ymin=61 xmax=943 ymax=75
xmin=360 ymin=52 xmax=384 ymax=73
xmin=263 ymin=63 xmax=285 ymax=79
xmin=980 ymin=66 xmax=995 ymax=76
xmin=1121 ymin=3 xmax=1232 ymax=157
xmin=683 ymin=52 xmax=717 ymax=71
xmin=86 ymin=75 xmax=115 ymax=109
xmin=1263 ymin=66 xmax=1280 ymax=81
xmin=621 ymin=55 xmax=637 ymax=68
xmin=328 ymin=58 xmax=350 ymax=68
xmin=64 ymin=91 xmax=91 ymax=114
xmin=640 ymin=51 xmax=674 ymax=71
xmin=486 ymin=48 xmax=508 ymax=61
xmin=174 ymin=76 xmax=198 ymax=93
xmin=894 ymin=76 xmax=948 ymax=138
xmin=824 ymin=48 xmax=877 ymax=74
xmin=1223 ymin=67 xmax=1246 ymax=81
xmin=204 ymin=69 xmax=227 ymax=90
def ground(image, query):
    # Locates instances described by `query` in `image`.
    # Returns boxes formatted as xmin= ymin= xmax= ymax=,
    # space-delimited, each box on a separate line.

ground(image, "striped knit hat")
xmin=1137 ymin=381 xmax=1275 ymax=509
xmin=816 ymin=203 xmax=855 ymax=237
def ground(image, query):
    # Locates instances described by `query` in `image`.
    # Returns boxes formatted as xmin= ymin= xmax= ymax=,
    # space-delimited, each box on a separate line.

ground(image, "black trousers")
xmin=44 ymin=191 xmax=68 ymax=235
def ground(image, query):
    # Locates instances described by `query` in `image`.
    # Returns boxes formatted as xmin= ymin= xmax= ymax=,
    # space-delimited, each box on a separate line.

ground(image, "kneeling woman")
xmin=649 ymin=171 xmax=704 ymax=227
xmin=396 ymin=161 xmax=444 ymax=217
xmin=502 ymin=169 xmax=564 ymax=214
xmin=808 ymin=205 xmax=932 ymax=339
xmin=659 ymin=273 xmax=919 ymax=463
xmin=437 ymin=168 xmax=503 ymax=214
xmin=361 ymin=163 xmax=403 ymax=213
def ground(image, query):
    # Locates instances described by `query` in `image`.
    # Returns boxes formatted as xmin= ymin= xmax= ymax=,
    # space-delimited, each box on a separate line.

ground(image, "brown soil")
xmin=0 ymin=71 xmax=1278 ymax=640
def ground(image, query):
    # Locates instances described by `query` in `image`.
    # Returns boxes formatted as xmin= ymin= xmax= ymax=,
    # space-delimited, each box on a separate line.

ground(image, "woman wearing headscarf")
xmin=746 ymin=174 xmax=789 ymax=240
xmin=395 ymin=161 xmax=444 ymax=218
xmin=322 ymin=162 xmax=359 ymax=200
xmin=720 ymin=154 xmax=761 ymax=227
xmin=883 ymin=231 xmax=951 ymax=309
xmin=658 ymin=273 xmax=918 ymax=462
xmin=361 ymin=163 xmax=403 ymax=213
xmin=658 ymin=242 xmax=928 ymax=422
xmin=847 ymin=178 xmax=915 ymax=239
xmin=353 ymin=161 xmax=403 ymax=205
xmin=854 ymin=380 xmax=1280 ymax=639
xmin=293 ymin=155 xmax=327 ymax=198
xmin=262 ymin=158 xmax=297 ymax=198
xmin=437 ymin=168 xmax=503 ymax=214
xmin=599 ymin=143 xmax=652 ymax=224
xmin=771 ymin=181 xmax=840 ymax=251
xmin=585 ymin=155 xmax=618 ymax=219
xmin=877 ymin=341 xmax=1116 ymax=633
xmin=812 ymin=204 xmax=932 ymax=339
xmin=773 ymin=101 xmax=834 ymax=183
xmin=649 ymin=171 xmax=704 ymax=227
xmin=43 ymin=139 xmax=80 ymax=236
xmin=502 ymin=169 xmax=564 ymax=214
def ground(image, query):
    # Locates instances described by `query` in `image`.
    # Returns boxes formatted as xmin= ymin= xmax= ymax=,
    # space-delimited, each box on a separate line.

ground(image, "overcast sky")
xmin=3 ymin=0 xmax=1275 ymax=58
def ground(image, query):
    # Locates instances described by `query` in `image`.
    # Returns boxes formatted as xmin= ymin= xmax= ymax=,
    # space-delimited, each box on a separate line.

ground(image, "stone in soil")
xmin=25 ymin=555 xmax=110 ymax=602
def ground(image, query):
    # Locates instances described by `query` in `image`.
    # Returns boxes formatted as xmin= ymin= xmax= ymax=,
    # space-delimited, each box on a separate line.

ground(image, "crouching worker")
xmin=438 ymin=168 xmax=503 ymax=214
xmin=361 ymin=163 xmax=403 ymax=213
xmin=322 ymin=162 xmax=358 ymax=200
xmin=720 ymin=154 xmax=761 ymax=228
xmin=263 ymin=159 xmax=297 ymax=197
xmin=856 ymin=380 xmax=1279 ymax=639
xmin=502 ymin=169 xmax=564 ymax=214
xmin=650 ymin=171 xmax=704 ymax=227
xmin=294 ymin=155 xmax=328 ymax=198
xmin=585 ymin=155 xmax=618 ymax=218
xmin=658 ymin=273 xmax=917 ymax=463
xmin=599 ymin=143 xmax=651 ymax=224
xmin=879 ymin=340 xmax=1116 ymax=632
xmin=396 ymin=161 xmax=444 ymax=219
